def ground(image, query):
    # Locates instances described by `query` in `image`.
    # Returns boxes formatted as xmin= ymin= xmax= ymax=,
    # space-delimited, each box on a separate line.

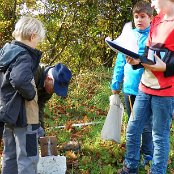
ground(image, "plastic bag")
xmin=101 ymin=94 xmax=124 ymax=143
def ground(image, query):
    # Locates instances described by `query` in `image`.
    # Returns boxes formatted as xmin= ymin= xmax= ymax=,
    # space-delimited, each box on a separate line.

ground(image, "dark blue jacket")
xmin=0 ymin=41 xmax=42 ymax=126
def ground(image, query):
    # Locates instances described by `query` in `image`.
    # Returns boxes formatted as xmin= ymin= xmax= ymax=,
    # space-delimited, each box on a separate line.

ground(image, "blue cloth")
xmin=0 ymin=43 xmax=26 ymax=71
xmin=124 ymin=92 xmax=153 ymax=157
xmin=111 ymin=27 xmax=150 ymax=95
xmin=125 ymin=91 xmax=173 ymax=174
xmin=52 ymin=63 xmax=72 ymax=97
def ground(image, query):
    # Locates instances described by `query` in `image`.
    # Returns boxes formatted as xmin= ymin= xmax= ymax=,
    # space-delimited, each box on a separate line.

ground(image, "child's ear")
xmin=30 ymin=34 xmax=36 ymax=41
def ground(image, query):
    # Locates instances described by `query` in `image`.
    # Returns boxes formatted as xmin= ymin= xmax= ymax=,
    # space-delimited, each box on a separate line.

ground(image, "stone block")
xmin=37 ymin=155 xmax=66 ymax=174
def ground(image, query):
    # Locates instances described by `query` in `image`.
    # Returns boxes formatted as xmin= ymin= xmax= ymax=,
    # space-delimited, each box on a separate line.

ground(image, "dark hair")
xmin=133 ymin=0 xmax=154 ymax=17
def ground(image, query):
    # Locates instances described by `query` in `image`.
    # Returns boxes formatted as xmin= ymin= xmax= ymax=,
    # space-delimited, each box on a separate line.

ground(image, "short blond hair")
xmin=12 ymin=16 xmax=45 ymax=41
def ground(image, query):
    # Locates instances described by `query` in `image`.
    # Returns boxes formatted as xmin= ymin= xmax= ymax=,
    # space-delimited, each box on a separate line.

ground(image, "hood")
xmin=0 ymin=43 xmax=26 ymax=71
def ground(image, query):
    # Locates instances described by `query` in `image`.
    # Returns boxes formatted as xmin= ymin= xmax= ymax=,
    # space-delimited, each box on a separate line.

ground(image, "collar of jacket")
xmin=12 ymin=40 xmax=42 ymax=58
xmin=12 ymin=40 xmax=42 ymax=73
xmin=135 ymin=26 xmax=150 ymax=34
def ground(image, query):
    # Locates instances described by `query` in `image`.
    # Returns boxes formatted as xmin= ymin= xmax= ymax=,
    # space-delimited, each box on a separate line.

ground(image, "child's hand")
xmin=112 ymin=90 xmax=120 ymax=94
xmin=141 ymin=54 xmax=166 ymax=72
xmin=126 ymin=57 xmax=141 ymax=65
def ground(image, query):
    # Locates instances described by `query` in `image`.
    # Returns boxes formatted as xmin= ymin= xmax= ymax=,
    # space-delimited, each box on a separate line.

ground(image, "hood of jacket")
xmin=0 ymin=43 xmax=26 ymax=71
xmin=0 ymin=41 xmax=42 ymax=72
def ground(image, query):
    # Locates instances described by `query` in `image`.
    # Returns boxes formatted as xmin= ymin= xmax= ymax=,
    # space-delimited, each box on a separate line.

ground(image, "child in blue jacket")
xmin=111 ymin=0 xmax=154 ymax=166
xmin=0 ymin=16 xmax=45 ymax=174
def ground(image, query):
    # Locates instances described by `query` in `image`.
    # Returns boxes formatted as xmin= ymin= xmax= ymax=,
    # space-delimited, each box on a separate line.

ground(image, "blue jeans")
xmin=124 ymin=93 xmax=153 ymax=156
xmin=124 ymin=91 xmax=174 ymax=174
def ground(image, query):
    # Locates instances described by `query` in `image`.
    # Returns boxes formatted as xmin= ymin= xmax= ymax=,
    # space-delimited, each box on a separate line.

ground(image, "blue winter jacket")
xmin=0 ymin=41 xmax=42 ymax=126
xmin=111 ymin=27 xmax=150 ymax=95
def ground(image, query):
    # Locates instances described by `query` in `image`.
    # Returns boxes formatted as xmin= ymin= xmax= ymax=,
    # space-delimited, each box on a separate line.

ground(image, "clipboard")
xmin=105 ymin=38 xmax=155 ymax=65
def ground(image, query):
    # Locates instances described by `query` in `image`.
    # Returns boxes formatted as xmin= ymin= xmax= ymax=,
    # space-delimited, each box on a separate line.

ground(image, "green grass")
xmin=44 ymin=67 xmax=174 ymax=174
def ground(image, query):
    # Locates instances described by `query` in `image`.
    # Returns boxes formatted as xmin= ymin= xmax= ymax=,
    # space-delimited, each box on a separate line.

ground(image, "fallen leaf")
xmin=66 ymin=151 xmax=77 ymax=159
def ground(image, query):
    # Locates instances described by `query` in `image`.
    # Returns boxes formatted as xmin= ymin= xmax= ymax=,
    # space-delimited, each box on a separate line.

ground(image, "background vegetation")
xmin=1 ymin=0 xmax=174 ymax=174
xmin=0 ymin=0 xmax=139 ymax=69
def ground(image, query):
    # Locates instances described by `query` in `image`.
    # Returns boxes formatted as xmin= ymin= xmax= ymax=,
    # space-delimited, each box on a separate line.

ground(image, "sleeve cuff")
xmin=164 ymin=63 xmax=174 ymax=77
xmin=111 ymin=83 xmax=120 ymax=90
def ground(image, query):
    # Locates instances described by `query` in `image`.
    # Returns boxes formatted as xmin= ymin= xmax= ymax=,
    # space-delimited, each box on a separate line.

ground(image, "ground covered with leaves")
xmin=44 ymin=67 xmax=174 ymax=174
